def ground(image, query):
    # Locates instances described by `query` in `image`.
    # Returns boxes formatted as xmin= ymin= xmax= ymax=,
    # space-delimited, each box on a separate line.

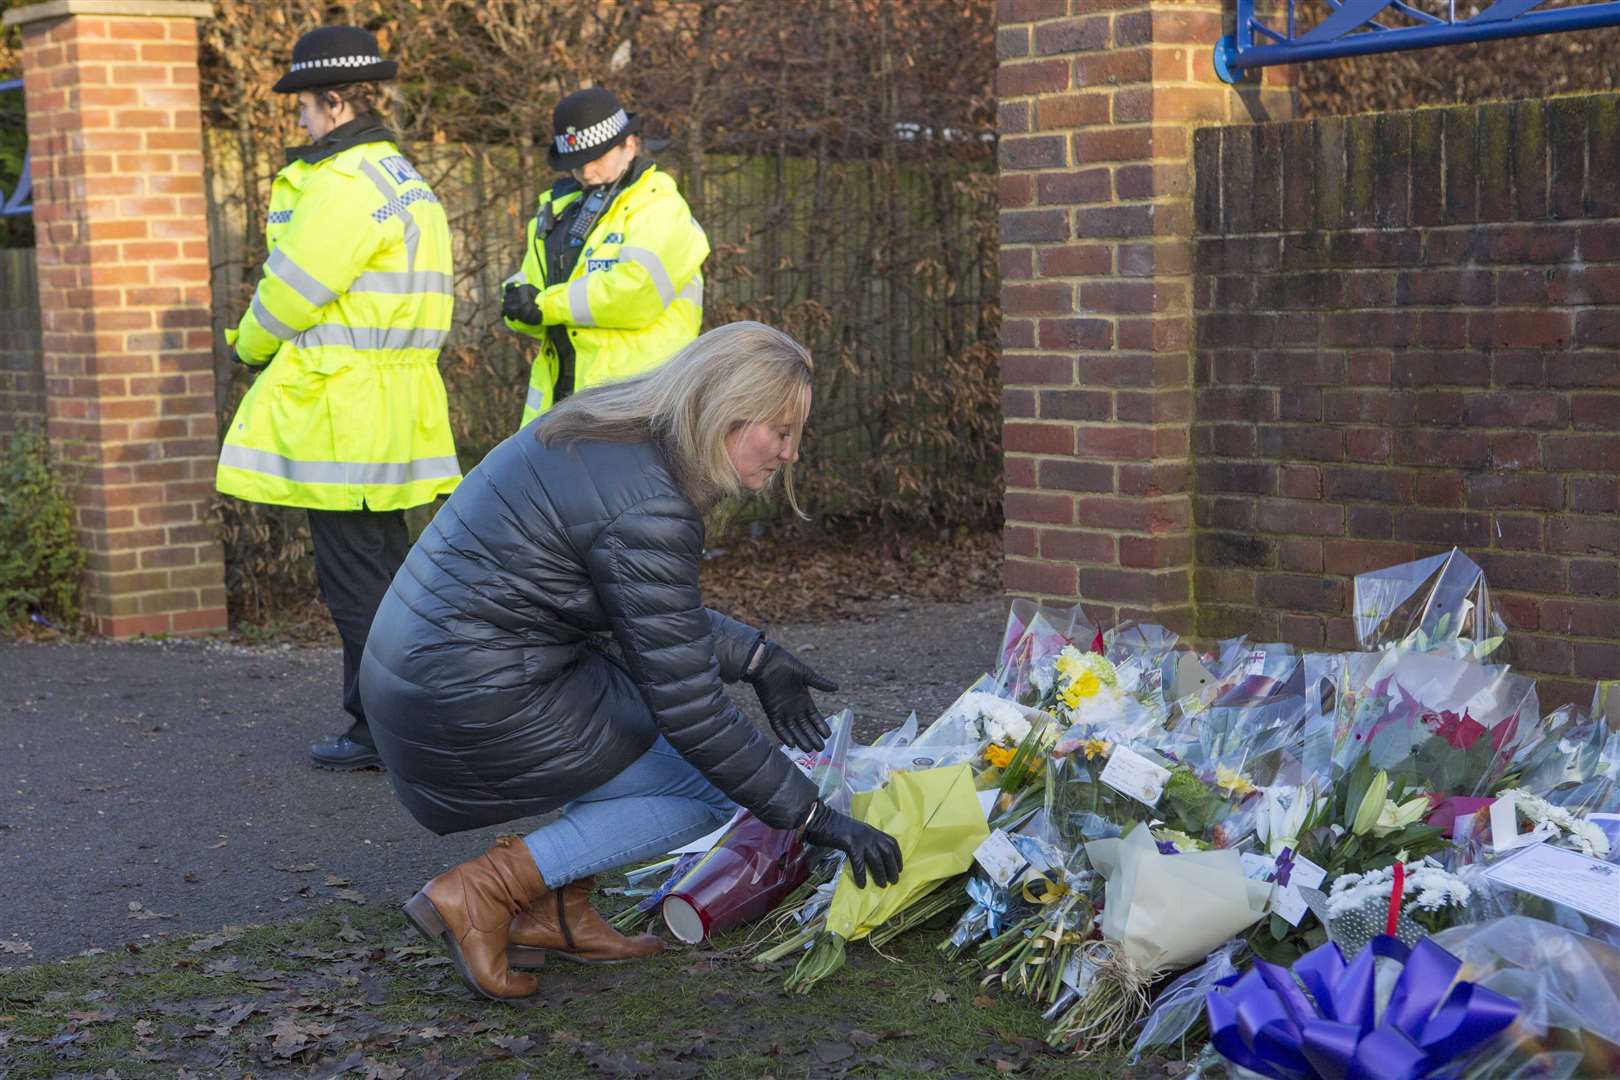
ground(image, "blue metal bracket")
xmin=1217 ymin=0 xmax=1620 ymax=83
xmin=1 ymin=78 xmax=30 ymax=218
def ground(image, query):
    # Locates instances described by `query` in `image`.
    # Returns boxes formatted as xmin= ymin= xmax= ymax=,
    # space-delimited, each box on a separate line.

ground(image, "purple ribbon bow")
xmin=1205 ymin=935 xmax=1518 ymax=1080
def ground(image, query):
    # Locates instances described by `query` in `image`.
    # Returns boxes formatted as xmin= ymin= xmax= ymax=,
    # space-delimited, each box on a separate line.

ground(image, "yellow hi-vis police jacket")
xmin=217 ymin=127 xmax=461 ymax=512
xmin=503 ymin=164 xmax=707 ymax=426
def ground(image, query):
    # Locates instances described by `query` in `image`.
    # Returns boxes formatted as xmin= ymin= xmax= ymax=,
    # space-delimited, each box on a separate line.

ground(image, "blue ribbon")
xmin=965 ymin=874 xmax=1013 ymax=937
xmin=1205 ymin=935 xmax=1518 ymax=1080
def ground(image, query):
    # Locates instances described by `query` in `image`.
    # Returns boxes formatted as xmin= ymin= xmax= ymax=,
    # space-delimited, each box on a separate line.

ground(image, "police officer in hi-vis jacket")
xmin=217 ymin=26 xmax=461 ymax=770
xmin=501 ymin=87 xmax=709 ymax=426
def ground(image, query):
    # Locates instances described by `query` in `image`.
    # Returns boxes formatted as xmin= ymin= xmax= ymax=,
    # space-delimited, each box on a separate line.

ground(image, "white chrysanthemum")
xmin=943 ymin=691 xmax=1031 ymax=747
xmin=1325 ymin=858 xmax=1468 ymax=919
xmin=1570 ymin=820 xmax=1611 ymax=859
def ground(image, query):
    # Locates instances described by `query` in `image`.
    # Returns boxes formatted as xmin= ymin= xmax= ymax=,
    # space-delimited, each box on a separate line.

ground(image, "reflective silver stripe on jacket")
xmin=251 ymin=295 xmax=298 ymax=341
xmin=615 ymin=246 xmax=675 ymax=307
xmin=349 ymin=270 xmax=454 ymax=295
xmin=295 ymin=324 xmax=449 ymax=351
xmin=525 ymin=385 xmax=544 ymax=414
xmin=677 ymin=277 xmax=703 ymax=309
xmin=267 ymin=248 xmax=339 ymax=309
xmin=359 ymin=158 xmax=423 ymax=270
xmin=567 ymin=276 xmax=594 ymax=327
xmin=219 ymin=444 xmax=461 ymax=486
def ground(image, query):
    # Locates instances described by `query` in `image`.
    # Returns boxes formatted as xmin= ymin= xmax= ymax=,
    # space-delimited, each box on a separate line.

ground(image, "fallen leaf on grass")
xmin=133 ymin=1019 xmax=156 ymax=1039
xmin=847 ymin=1029 xmax=880 ymax=1047
xmin=362 ymin=1060 xmax=406 ymax=1080
xmin=928 ymin=989 xmax=950 ymax=1005
xmin=0 ymin=940 xmax=31 ymax=955
xmin=973 ymin=993 xmax=995 ymax=1009
xmin=127 ymin=901 xmax=176 ymax=921
xmin=187 ymin=926 xmax=244 ymax=952
xmin=337 ymin=915 xmax=365 ymax=943
xmin=67 ymin=1008 xmax=117 ymax=1024
xmin=333 ymin=888 xmax=368 ymax=905
xmin=268 ymin=1016 xmax=315 ymax=1058
xmin=489 ymin=1033 xmax=535 ymax=1055
xmin=274 ymin=862 xmax=318 ymax=873
xmin=207 ymin=835 xmax=229 ymax=850
xmin=324 ymin=874 xmax=351 ymax=887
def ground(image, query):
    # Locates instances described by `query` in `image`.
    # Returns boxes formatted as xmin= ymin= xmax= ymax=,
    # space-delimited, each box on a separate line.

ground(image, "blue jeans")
xmin=524 ymin=736 xmax=736 ymax=887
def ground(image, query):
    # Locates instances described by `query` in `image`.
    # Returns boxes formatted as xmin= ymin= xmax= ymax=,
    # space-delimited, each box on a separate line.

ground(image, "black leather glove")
xmin=746 ymin=641 xmax=835 ymax=753
xmin=802 ymin=801 xmax=903 ymax=889
xmin=502 ymin=282 xmax=542 ymax=325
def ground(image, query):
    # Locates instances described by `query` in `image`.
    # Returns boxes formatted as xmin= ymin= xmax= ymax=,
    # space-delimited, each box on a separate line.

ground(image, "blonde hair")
xmin=537 ymin=321 xmax=814 ymax=513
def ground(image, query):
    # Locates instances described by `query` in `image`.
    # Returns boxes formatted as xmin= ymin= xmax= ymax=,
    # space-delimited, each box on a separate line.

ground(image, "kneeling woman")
xmin=360 ymin=321 xmax=902 ymax=1000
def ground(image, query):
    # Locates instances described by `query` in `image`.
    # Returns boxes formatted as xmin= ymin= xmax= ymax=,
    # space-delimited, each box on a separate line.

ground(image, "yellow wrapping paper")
xmin=824 ymin=764 xmax=990 ymax=942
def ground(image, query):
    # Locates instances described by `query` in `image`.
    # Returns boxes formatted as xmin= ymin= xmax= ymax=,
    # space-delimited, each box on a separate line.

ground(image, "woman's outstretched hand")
xmin=746 ymin=641 xmax=836 ymax=752
xmin=801 ymin=801 xmax=903 ymax=888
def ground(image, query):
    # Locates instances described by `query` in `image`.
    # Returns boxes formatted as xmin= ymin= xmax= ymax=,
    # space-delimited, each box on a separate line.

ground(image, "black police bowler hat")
xmin=548 ymin=87 xmax=642 ymax=171
xmin=272 ymin=25 xmax=399 ymax=94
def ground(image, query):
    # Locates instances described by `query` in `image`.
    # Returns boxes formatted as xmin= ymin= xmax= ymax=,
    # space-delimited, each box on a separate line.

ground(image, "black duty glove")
xmin=746 ymin=641 xmax=835 ymax=753
xmin=502 ymin=282 xmax=543 ymax=325
xmin=802 ymin=801 xmax=903 ymax=889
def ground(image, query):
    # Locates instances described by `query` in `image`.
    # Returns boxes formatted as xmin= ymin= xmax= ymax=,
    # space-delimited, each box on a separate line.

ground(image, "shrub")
xmin=0 ymin=432 xmax=85 ymax=630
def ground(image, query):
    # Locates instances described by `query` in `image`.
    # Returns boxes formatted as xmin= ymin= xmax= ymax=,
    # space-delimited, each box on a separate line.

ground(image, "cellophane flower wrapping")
xmin=1434 ymin=916 xmax=1620 ymax=1080
xmin=822 ymin=764 xmax=989 ymax=944
xmin=1328 ymin=649 xmax=1539 ymax=801
xmin=1353 ymin=547 xmax=1506 ymax=661
xmin=995 ymin=600 xmax=1097 ymax=705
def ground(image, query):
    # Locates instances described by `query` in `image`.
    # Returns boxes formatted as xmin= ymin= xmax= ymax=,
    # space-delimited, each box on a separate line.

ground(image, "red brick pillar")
xmin=7 ymin=0 xmax=225 ymax=636
xmin=997 ymin=0 xmax=1293 ymax=632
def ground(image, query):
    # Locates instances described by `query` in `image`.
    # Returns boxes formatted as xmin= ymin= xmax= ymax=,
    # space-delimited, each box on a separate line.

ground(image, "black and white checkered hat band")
xmin=289 ymin=54 xmax=385 ymax=73
xmin=555 ymin=109 xmax=628 ymax=156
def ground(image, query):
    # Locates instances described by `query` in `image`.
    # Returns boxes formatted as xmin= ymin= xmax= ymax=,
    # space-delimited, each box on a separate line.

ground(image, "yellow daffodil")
xmin=1081 ymin=738 xmax=1111 ymax=761
xmin=983 ymin=743 xmax=1016 ymax=769
xmin=1215 ymin=765 xmax=1257 ymax=798
xmin=1060 ymin=671 xmax=1101 ymax=708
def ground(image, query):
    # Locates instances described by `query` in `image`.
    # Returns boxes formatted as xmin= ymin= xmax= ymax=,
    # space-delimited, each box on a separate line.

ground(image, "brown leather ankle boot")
xmin=403 ymin=836 xmax=549 ymax=1000
xmin=507 ymin=876 xmax=664 ymax=966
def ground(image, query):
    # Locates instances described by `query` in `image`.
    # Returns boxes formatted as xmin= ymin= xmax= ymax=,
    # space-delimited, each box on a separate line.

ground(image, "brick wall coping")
xmin=3 ymin=0 xmax=213 ymax=28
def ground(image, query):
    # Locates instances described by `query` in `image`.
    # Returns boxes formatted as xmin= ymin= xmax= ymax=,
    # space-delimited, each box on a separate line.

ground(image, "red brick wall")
xmin=1193 ymin=95 xmax=1620 ymax=708
xmin=18 ymin=7 xmax=225 ymax=636
xmin=997 ymin=0 xmax=1292 ymax=633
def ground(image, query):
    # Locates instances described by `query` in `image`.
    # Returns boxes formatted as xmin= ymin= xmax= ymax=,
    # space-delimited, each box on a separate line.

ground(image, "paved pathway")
xmin=0 ymin=597 xmax=1005 ymax=963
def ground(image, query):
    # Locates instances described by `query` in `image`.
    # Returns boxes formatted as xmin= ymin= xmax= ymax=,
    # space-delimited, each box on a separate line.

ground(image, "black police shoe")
xmin=309 ymin=735 xmax=383 ymax=771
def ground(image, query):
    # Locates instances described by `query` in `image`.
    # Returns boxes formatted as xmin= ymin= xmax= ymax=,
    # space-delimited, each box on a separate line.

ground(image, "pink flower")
xmin=1422 ymin=709 xmax=1485 ymax=751
xmin=1488 ymin=708 xmax=1520 ymax=754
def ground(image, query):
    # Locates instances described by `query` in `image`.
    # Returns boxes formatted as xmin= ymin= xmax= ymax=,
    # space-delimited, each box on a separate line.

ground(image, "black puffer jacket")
xmin=359 ymin=431 xmax=818 ymax=836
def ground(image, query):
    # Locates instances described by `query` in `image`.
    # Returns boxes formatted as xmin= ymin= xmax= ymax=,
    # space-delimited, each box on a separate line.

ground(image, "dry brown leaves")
xmin=698 ymin=528 xmax=1000 ymax=628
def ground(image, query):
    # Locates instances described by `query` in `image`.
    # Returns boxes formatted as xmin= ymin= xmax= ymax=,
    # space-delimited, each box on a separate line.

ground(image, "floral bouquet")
xmin=777 ymin=764 xmax=988 ymax=992
xmin=1312 ymin=858 xmax=1475 ymax=955
xmin=995 ymin=599 xmax=1098 ymax=704
xmin=1328 ymin=649 xmax=1539 ymax=802
xmin=1501 ymin=705 xmax=1620 ymax=821
xmin=1046 ymin=826 xmax=1270 ymax=1053
xmin=1353 ymin=547 xmax=1506 ymax=661
xmin=1103 ymin=621 xmax=1182 ymax=722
